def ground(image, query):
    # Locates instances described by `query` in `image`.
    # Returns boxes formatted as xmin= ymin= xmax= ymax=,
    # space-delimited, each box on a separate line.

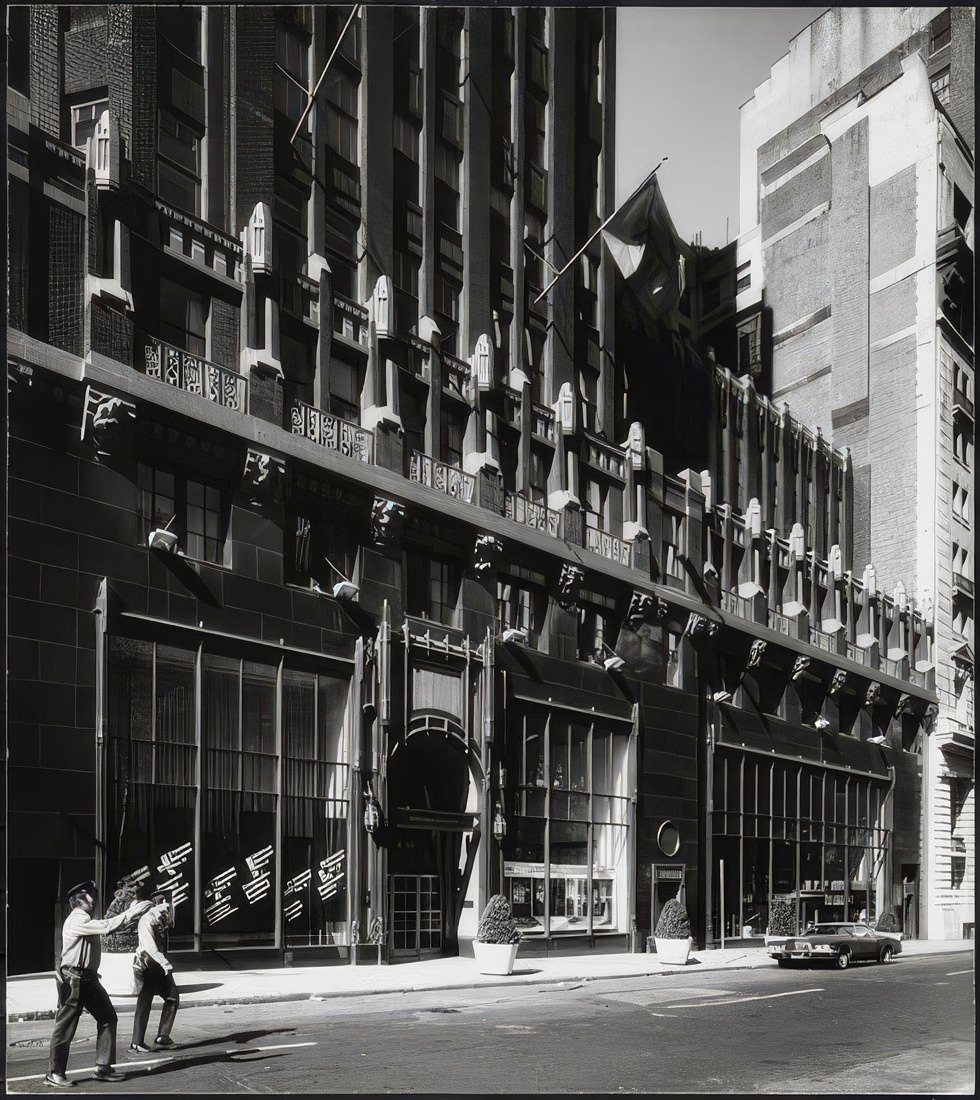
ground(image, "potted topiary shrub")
xmin=653 ymin=891 xmax=693 ymax=965
xmin=765 ymin=898 xmax=797 ymax=947
xmin=474 ymin=894 xmax=521 ymax=975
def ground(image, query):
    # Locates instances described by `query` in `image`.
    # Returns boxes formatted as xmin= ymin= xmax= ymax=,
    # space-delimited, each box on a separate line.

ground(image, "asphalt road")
xmin=6 ymin=953 xmax=974 ymax=1095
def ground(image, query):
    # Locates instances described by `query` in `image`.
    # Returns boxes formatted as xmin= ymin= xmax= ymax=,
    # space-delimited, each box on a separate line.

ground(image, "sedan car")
xmin=768 ymin=922 xmax=903 ymax=969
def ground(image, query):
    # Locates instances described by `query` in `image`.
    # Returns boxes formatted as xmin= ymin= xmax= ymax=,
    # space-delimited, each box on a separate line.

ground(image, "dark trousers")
xmin=49 ymin=971 xmax=117 ymax=1074
xmin=132 ymin=960 xmax=179 ymax=1045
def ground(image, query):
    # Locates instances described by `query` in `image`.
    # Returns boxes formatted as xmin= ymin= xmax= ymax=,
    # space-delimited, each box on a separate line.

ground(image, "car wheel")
xmin=879 ymin=945 xmax=894 ymax=963
xmin=836 ymin=949 xmax=851 ymax=970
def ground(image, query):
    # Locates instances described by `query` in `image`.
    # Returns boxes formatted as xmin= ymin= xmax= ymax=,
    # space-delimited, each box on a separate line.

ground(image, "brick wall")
xmin=948 ymin=7 xmax=975 ymax=156
xmin=63 ymin=23 xmax=107 ymax=95
xmin=130 ymin=6 xmax=157 ymax=191
xmin=30 ymin=6 xmax=63 ymax=136
xmin=764 ymin=214 xmax=830 ymax=337
xmin=234 ymin=7 xmax=276 ymax=236
xmin=210 ymin=297 xmax=241 ymax=370
xmin=869 ymin=166 xmax=916 ymax=279
xmin=760 ymin=156 xmax=831 ymax=241
xmin=106 ymin=6 xmax=134 ymax=161
xmin=91 ymin=299 xmax=134 ymax=365
xmin=48 ymin=201 xmax=85 ymax=356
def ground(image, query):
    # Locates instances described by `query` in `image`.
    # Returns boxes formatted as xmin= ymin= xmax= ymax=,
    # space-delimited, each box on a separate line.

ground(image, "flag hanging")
xmin=602 ymin=173 xmax=685 ymax=330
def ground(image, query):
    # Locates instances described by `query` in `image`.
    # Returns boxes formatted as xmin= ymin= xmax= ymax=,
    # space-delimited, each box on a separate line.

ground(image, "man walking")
xmin=129 ymin=897 xmax=180 ymax=1054
xmin=46 ymin=881 xmax=151 ymax=1087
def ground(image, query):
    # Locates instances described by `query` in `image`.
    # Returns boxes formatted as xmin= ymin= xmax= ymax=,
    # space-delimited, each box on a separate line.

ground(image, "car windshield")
xmin=804 ymin=924 xmax=842 ymax=936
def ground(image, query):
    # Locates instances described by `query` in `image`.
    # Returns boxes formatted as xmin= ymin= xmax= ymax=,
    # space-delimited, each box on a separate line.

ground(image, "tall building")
xmin=737 ymin=6 xmax=975 ymax=938
xmin=6 ymin=4 xmax=938 ymax=976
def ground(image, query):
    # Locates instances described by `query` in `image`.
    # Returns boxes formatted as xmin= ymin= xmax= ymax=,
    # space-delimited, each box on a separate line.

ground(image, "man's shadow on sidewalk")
xmin=126 ymin=1049 xmax=288 ymax=1080
xmin=162 ymin=1026 xmax=297 ymax=1053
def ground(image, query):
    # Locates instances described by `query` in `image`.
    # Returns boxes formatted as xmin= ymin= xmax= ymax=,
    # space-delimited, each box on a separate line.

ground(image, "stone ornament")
xmin=371 ymin=497 xmax=405 ymax=546
xmin=472 ymin=534 xmax=502 ymax=573
xmin=865 ymin=682 xmax=881 ymax=708
xmin=746 ymin=639 xmax=767 ymax=668
xmin=242 ymin=449 xmax=285 ymax=507
xmin=80 ymin=386 xmax=136 ymax=455
xmin=828 ymin=669 xmax=848 ymax=697
xmin=790 ymin=655 xmax=810 ymax=682
xmin=557 ymin=564 xmax=584 ymax=610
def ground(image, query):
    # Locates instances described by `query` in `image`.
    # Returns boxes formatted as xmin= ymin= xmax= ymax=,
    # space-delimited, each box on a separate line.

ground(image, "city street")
xmin=6 ymin=953 xmax=974 ymax=1094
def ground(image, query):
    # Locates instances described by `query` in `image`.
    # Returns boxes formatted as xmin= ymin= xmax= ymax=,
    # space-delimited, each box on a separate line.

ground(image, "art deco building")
xmin=737 ymin=5 xmax=975 ymax=939
xmin=6 ymin=4 xmax=938 ymax=974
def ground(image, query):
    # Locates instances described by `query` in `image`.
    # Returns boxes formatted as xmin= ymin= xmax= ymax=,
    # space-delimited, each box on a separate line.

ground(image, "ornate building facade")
xmin=6 ymin=4 xmax=939 ymax=974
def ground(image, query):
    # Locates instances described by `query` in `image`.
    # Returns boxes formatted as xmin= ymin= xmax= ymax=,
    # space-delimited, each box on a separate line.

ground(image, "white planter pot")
xmin=654 ymin=937 xmax=693 ymax=965
xmin=99 ymin=950 xmax=138 ymax=996
xmin=474 ymin=941 xmax=519 ymax=975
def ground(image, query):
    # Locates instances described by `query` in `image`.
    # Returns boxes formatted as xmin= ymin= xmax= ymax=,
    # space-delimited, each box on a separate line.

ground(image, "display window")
xmin=502 ymin=706 xmax=633 ymax=936
xmin=106 ymin=636 xmax=352 ymax=951
xmin=710 ymin=750 xmax=892 ymax=937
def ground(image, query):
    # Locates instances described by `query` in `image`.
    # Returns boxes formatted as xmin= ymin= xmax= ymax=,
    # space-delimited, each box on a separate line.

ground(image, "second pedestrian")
xmin=128 ymin=896 xmax=180 ymax=1054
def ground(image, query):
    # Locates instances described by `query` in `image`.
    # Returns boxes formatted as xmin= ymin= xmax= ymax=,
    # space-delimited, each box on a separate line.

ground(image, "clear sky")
xmin=615 ymin=6 xmax=828 ymax=248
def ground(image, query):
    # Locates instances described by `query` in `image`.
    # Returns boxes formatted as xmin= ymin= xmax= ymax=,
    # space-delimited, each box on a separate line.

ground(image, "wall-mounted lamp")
xmin=148 ymin=515 xmax=178 ymax=553
xmin=813 ymin=715 xmax=831 ymax=730
xmin=502 ymin=627 xmax=529 ymax=645
xmin=867 ymin=734 xmax=887 ymax=745
xmin=493 ymin=803 xmax=507 ymax=841
xmin=711 ymin=690 xmax=733 ymax=704
xmin=363 ymin=787 xmax=382 ymax=834
xmin=598 ymin=641 xmax=625 ymax=672
xmin=321 ymin=555 xmax=360 ymax=602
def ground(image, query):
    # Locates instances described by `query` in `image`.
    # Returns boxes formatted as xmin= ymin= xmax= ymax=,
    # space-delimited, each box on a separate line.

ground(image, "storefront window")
xmin=107 ymin=639 xmax=197 ymax=949
xmin=505 ymin=708 xmax=632 ymax=936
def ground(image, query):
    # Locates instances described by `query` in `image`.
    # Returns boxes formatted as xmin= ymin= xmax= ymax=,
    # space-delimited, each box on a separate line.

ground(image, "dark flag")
xmin=603 ymin=173 xmax=685 ymax=331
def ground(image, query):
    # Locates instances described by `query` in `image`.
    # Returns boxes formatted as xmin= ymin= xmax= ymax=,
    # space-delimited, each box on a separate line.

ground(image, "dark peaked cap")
xmin=65 ymin=880 xmax=98 ymax=900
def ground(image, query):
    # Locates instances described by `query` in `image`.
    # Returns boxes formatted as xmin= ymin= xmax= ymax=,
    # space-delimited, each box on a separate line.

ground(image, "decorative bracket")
xmin=472 ymin=534 xmax=503 ymax=574
xmin=827 ymin=669 xmax=848 ymax=697
xmin=80 ymin=386 xmax=136 ymax=456
xmin=242 ymin=449 xmax=285 ymax=508
xmin=790 ymin=656 xmax=810 ymax=682
xmin=370 ymin=497 xmax=405 ymax=546
xmin=557 ymin=564 xmax=584 ymax=610
xmin=745 ymin=639 xmax=767 ymax=669
xmin=864 ymin=682 xmax=881 ymax=708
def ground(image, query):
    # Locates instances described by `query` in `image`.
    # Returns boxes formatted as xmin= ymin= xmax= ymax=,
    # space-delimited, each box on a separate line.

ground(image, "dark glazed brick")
xmin=8 ymin=680 xmax=42 ymax=724
xmin=9 ymin=518 xmax=80 ymax=570
xmin=38 ymin=682 xmax=78 ymax=727
xmin=9 ymin=477 xmax=43 ymax=521
xmin=76 ymin=685 xmax=96 ymax=727
xmin=8 ymin=725 xmax=40 ymax=768
xmin=8 ymin=438 xmax=80 ymax=494
xmin=40 ymin=728 xmax=96 ymax=772
xmin=8 ymin=557 xmax=41 ymax=601
xmin=202 ymin=606 xmax=262 ymax=639
xmin=7 ymin=812 xmax=84 ymax=858
xmin=256 ymin=547 xmax=284 ymax=585
xmin=40 ymin=565 xmax=82 ymax=608
xmin=169 ymin=593 xmax=201 ymax=626
xmin=78 ymin=459 xmax=137 ymax=510
xmin=9 ymin=637 xmax=40 ymax=680
xmin=78 ymin=536 xmax=148 ymax=586
xmin=39 ymin=641 xmax=78 ymax=684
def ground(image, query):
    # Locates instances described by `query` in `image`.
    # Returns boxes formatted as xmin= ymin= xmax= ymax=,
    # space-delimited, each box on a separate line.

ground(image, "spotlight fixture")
xmin=867 ymin=734 xmax=887 ymax=745
xmin=598 ymin=641 xmax=625 ymax=672
xmin=712 ymin=690 xmax=733 ymax=704
xmin=148 ymin=515 xmax=178 ymax=553
xmin=502 ymin=627 xmax=529 ymax=645
xmin=814 ymin=716 xmax=831 ymax=730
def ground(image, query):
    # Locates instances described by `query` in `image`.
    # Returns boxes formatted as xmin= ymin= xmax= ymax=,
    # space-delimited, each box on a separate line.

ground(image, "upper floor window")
xmin=71 ymin=99 xmax=109 ymax=151
xmin=497 ymin=576 xmax=543 ymax=644
xmin=139 ymin=463 xmax=228 ymax=566
xmin=930 ymin=8 xmax=951 ymax=54
xmin=325 ymin=71 xmax=359 ymax=164
xmin=932 ymin=69 xmax=951 ymax=107
xmin=159 ymin=277 xmax=207 ymax=357
xmin=158 ymin=110 xmax=201 ymax=216
xmin=406 ymin=552 xmax=459 ymax=626
xmin=7 ymin=6 xmax=30 ymax=94
xmin=440 ymin=406 xmax=465 ymax=469
xmin=328 ymin=357 xmax=360 ymax=423
xmin=275 ymin=23 xmax=310 ymax=125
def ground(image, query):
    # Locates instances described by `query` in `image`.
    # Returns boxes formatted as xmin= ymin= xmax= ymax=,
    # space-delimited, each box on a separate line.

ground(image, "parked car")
xmin=768 ymin=922 xmax=903 ymax=969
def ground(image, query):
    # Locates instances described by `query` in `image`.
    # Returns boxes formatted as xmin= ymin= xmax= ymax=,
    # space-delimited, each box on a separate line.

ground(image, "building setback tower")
xmin=7 ymin=4 xmax=939 ymax=975
xmin=738 ymin=6 xmax=975 ymax=939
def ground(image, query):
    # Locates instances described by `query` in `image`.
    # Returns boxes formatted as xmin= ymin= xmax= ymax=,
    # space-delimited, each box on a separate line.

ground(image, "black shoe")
xmin=128 ymin=1044 xmax=152 ymax=1055
xmin=44 ymin=1074 xmax=75 ymax=1088
xmin=93 ymin=1069 xmax=125 ymax=1082
xmin=153 ymin=1036 xmax=176 ymax=1048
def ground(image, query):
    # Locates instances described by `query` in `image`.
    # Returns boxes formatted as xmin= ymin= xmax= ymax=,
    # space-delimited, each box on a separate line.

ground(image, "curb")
xmin=8 ymin=947 xmax=971 ymax=1024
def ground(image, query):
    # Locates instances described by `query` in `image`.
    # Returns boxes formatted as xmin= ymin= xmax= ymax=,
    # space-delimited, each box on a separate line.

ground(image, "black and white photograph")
xmin=4 ymin=3 xmax=975 ymax=1095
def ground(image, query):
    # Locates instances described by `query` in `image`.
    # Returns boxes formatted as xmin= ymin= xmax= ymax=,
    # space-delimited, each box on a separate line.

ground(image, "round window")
xmin=657 ymin=821 xmax=680 ymax=857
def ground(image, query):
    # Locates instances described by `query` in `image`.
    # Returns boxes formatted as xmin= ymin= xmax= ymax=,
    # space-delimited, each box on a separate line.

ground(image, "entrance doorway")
xmin=389 ymin=874 xmax=442 ymax=958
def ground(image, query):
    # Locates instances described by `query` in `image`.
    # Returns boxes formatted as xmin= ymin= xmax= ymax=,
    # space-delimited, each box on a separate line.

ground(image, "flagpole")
xmin=531 ymin=155 xmax=668 ymax=306
xmin=290 ymin=4 xmax=361 ymax=146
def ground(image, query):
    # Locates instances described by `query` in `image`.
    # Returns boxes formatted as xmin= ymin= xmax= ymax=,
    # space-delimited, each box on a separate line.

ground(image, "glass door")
xmin=389 ymin=874 xmax=443 ymax=958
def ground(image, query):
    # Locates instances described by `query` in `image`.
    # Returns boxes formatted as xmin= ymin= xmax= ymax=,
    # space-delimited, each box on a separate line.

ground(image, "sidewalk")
xmin=7 ymin=939 xmax=972 ymax=1023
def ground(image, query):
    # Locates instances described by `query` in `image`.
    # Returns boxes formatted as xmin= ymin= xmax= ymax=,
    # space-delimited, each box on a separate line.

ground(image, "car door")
xmin=850 ymin=924 xmax=875 ymax=959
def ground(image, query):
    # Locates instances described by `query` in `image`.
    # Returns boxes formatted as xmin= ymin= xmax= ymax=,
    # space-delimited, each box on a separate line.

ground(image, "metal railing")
xmin=585 ymin=526 xmax=630 ymax=567
xmin=409 ymin=451 xmax=476 ymax=503
xmin=505 ymin=491 xmax=560 ymax=537
xmin=290 ymin=399 xmax=373 ymax=464
xmin=144 ymin=338 xmax=247 ymax=412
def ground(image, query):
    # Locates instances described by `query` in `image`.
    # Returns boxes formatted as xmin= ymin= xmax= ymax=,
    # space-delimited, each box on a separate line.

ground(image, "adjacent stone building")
xmin=737 ymin=6 xmax=975 ymax=938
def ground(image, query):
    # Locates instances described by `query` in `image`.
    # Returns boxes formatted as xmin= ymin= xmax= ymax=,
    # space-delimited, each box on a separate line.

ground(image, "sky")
xmin=616 ymin=6 xmax=828 ymax=248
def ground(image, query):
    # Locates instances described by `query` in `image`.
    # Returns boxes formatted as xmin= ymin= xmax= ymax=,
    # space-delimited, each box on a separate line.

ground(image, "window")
xmin=394 ymin=249 xmax=420 ymax=298
xmin=393 ymin=115 xmax=420 ymax=162
xmin=738 ymin=314 xmax=762 ymax=376
xmin=932 ymin=70 xmax=951 ymax=107
xmin=582 ymin=477 xmax=608 ymax=531
xmin=440 ymin=407 xmax=465 ymax=469
xmin=71 ymin=99 xmax=109 ymax=151
xmin=158 ymin=110 xmax=201 ymax=215
xmin=324 ymin=208 xmax=358 ymax=298
xmin=497 ymin=577 xmax=542 ymax=643
xmin=952 ymin=482 xmax=971 ymax=526
xmin=930 ymin=8 xmax=951 ymax=53
xmin=529 ymin=447 xmax=549 ymax=504
xmin=139 ymin=463 xmax=227 ymax=566
xmin=159 ymin=277 xmax=207 ymax=356
xmin=7 ymin=6 xmax=29 ymax=94
xmin=735 ymin=261 xmax=751 ymax=293
xmin=328 ymin=357 xmax=360 ymax=423
xmin=526 ymin=93 xmax=547 ymax=170
xmin=407 ymin=552 xmax=459 ymax=626
xmin=275 ymin=23 xmax=310 ymax=124
xmin=325 ymin=71 xmax=359 ymax=164
xmin=703 ymin=277 xmax=722 ymax=314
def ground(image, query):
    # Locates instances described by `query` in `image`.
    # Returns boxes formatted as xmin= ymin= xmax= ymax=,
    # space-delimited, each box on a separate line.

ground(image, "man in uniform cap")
xmin=45 ymin=881 xmax=152 ymax=1087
